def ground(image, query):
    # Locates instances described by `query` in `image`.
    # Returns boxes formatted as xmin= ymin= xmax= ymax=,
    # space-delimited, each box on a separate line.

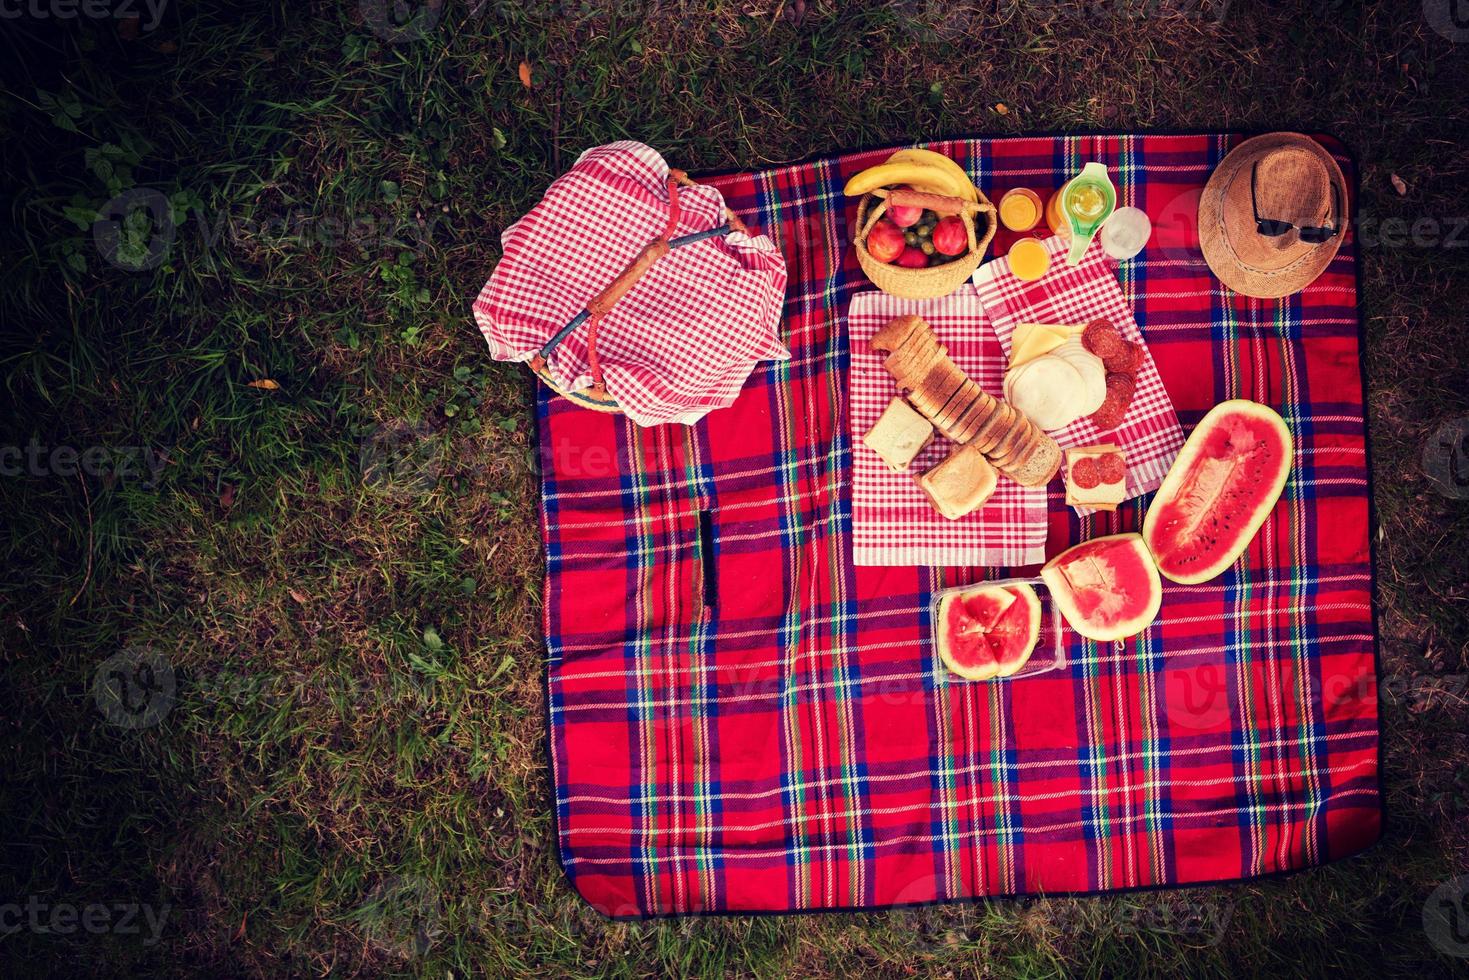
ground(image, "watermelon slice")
xmin=1040 ymin=533 xmax=1162 ymax=642
xmin=935 ymin=583 xmax=1042 ymax=680
xmin=1143 ymin=399 xmax=1293 ymax=584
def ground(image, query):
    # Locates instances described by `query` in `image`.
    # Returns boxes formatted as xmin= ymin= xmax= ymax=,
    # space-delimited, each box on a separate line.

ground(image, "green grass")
xmin=2 ymin=0 xmax=1467 ymax=975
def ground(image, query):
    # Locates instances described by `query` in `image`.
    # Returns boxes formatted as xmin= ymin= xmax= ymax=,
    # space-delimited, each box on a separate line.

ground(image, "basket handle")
xmin=873 ymin=186 xmax=988 ymax=217
xmin=532 ymin=171 xmax=744 ymax=392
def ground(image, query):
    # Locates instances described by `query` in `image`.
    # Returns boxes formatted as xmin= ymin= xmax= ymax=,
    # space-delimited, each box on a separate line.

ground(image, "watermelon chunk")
xmin=1143 ymin=399 xmax=1293 ymax=584
xmin=936 ymin=583 xmax=1042 ymax=680
xmin=1040 ymin=533 xmax=1162 ymax=642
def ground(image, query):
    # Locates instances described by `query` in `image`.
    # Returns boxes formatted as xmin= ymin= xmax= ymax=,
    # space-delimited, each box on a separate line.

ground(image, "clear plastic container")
xmin=929 ymin=575 xmax=1067 ymax=680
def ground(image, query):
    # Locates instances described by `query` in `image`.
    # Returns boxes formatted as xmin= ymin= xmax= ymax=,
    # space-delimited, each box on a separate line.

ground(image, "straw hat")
xmin=1198 ymin=133 xmax=1348 ymax=299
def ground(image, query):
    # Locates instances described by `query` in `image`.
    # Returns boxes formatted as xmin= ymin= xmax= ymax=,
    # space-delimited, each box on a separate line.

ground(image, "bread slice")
xmin=906 ymin=386 xmax=946 ymax=421
xmin=990 ymin=416 xmax=1034 ymax=468
xmin=870 ymin=314 xmax=928 ymax=354
xmin=881 ymin=322 xmax=938 ymax=375
xmin=910 ymin=360 xmax=968 ymax=419
xmin=863 ymin=397 xmax=935 ymax=472
xmin=971 ymin=401 xmax=1014 ymax=455
xmin=900 ymin=343 xmax=952 ymax=395
xmin=934 ymin=379 xmax=981 ymax=434
xmin=952 ymin=391 xmax=998 ymax=445
xmin=914 ymin=443 xmax=998 ymax=520
xmin=1007 ymin=431 xmax=1063 ymax=487
xmin=988 ymin=409 xmax=1030 ymax=464
xmin=931 ymin=378 xmax=976 ymax=428
xmin=884 ymin=338 xmax=945 ymax=392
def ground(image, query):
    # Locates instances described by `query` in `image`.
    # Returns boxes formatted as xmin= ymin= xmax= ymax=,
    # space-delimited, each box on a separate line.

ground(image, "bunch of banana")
xmin=843 ymin=148 xmax=979 ymax=202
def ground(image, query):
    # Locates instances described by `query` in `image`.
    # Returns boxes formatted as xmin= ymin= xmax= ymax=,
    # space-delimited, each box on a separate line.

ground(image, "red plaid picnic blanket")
xmin=534 ymin=133 xmax=1381 ymax=917
xmin=848 ymin=289 xmax=1049 ymax=567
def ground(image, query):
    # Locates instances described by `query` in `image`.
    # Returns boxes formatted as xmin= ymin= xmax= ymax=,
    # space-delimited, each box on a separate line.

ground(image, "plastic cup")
xmin=1009 ymin=238 xmax=1051 ymax=281
xmin=1101 ymin=206 xmax=1152 ymax=261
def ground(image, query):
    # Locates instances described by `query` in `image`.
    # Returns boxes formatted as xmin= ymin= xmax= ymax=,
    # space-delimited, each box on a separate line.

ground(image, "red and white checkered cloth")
xmin=970 ymin=235 xmax=1185 ymax=513
xmin=472 ymin=142 xmax=788 ymax=426
xmin=849 ymin=290 xmax=1049 ymax=568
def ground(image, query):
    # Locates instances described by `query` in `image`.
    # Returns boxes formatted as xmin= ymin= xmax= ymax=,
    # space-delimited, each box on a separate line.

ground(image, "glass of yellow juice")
xmin=998 ymin=188 xmax=1043 ymax=232
xmin=1008 ymin=238 xmax=1050 ymax=281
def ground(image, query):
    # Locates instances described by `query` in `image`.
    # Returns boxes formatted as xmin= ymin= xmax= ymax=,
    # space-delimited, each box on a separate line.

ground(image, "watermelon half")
xmin=935 ymin=583 xmax=1042 ymax=680
xmin=1040 ymin=533 xmax=1162 ymax=642
xmin=1143 ymin=399 xmax=1293 ymax=585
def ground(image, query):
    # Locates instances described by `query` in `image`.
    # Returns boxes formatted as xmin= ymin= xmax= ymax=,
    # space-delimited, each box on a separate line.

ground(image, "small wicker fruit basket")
xmin=855 ymin=187 xmax=997 ymax=300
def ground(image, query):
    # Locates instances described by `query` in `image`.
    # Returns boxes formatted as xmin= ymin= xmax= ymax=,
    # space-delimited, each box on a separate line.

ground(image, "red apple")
xmin=895 ymin=247 xmax=929 ymax=268
xmin=865 ymin=219 xmax=906 ymax=263
xmin=887 ymin=189 xmax=923 ymax=228
xmin=932 ymin=215 xmax=968 ymax=256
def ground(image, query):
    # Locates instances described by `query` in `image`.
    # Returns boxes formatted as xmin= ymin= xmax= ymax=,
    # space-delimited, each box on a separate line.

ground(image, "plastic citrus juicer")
xmin=1062 ymin=162 xmax=1117 ymax=265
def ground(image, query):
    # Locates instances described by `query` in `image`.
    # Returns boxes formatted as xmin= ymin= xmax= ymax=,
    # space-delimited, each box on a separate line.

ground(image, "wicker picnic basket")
xmin=855 ymin=187 xmax=997 ymax=300
xmin=528 ymin=169 xmax=754 ymax=416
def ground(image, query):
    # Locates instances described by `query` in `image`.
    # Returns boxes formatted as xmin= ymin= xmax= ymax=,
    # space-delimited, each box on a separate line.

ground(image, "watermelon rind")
xmin=1142 ymin=399 xmax=1294 ymax=585
xmin=1040 ymin=532 xmax=1162 ymax=642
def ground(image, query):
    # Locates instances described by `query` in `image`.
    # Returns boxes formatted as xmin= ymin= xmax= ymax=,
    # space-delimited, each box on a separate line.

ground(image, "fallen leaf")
xmin=1390 ymin=173 xmax=1407 ymax=196
xmin=518 ymin=61 xmax=533 ymax=88
xmin=995 ymin=102 xmax=1009 ymax=115
xmin=219 ymin=484 xmax=236 ymax=509
xmin=289 ymin=588 xmax=308 ymax=604
xmin=232 ymin=915 xmax=247 ymax=942
xmin=246 ymin=379 xmax=280 ymax=390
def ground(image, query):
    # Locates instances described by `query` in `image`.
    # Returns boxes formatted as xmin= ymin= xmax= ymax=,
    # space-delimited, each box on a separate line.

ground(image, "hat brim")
xmin=1197 ymin=133 xmax=1348 ymax=300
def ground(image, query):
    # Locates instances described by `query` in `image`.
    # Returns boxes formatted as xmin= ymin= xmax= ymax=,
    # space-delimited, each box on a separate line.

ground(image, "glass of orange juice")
xmin=1008 ymin=238 xmax=1050 ymax=281
xmin=1045 ymin=185 xmax=1071 ymax=238
xmin=998 ymin=188 xmax=1043 ymax=232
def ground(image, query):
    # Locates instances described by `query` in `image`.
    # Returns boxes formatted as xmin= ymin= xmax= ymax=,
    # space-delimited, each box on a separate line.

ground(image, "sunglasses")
xmin=1252 ymin=161 xmax=1341 ymax=244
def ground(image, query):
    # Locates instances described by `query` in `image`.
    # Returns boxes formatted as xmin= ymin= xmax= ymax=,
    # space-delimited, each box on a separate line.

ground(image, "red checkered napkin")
xmin=970 ymin=235 xmax=1184 ymax=513
xmin=849 ymin=290 xmax=1049 ymax=568
xmin=473 ymin=142 xmax=788 ymax=426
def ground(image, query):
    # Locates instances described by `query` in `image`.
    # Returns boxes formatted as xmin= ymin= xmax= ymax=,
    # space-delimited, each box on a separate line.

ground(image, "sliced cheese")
xmin=1051 ymin=339 xmax=1107 ymax=414
xmin=1009 ymin=323 xmax=1082 ymax=369
xmin=1004 ymin=355 xmax=1087 ymax=431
